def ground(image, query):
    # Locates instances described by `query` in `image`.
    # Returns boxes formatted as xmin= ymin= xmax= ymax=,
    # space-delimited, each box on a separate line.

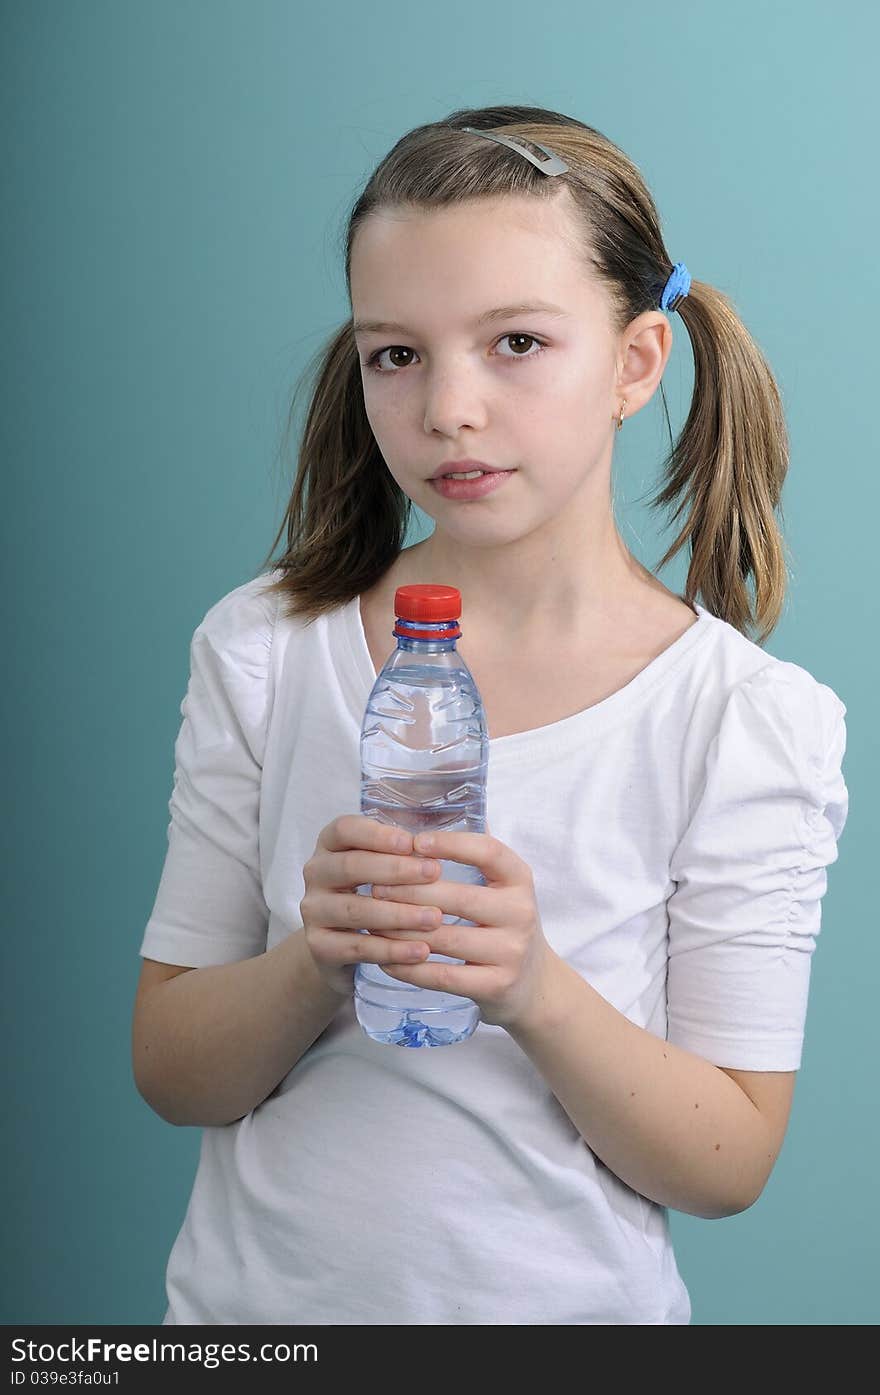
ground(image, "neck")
xmin=401 ymin=523 xmax=666 ymax=647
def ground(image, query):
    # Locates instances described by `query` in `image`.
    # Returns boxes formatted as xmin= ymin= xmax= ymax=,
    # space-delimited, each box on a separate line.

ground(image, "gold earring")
xmin=617 ymin=399 xmax=627 ymax=431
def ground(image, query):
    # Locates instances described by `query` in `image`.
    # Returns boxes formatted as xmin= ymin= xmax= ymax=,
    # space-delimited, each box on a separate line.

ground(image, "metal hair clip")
xmin=460 ymin=126 xmax=569 ymax=176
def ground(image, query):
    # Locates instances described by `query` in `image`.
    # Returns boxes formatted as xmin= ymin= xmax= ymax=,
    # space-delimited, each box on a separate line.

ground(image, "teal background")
xmin=3 ymin=0 xmax=875 ymax=1326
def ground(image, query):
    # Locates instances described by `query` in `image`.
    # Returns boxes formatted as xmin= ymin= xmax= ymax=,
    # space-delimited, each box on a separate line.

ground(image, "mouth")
xmin=428 ymin=461 xmax=513 ymax=481
xmin=437 ymin=468 xmax=490 ymax=480
xmin=428 ymin=469 xmax=516 ymax=500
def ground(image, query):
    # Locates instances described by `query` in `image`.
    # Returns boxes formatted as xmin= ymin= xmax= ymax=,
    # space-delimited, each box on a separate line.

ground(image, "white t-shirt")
xmin=140 ymin=569 xmax=849 ymax=1326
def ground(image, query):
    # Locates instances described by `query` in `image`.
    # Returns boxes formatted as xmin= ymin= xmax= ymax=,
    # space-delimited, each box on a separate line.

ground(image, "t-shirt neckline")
xmin=339 ymin=592 xmax=714 ymax=758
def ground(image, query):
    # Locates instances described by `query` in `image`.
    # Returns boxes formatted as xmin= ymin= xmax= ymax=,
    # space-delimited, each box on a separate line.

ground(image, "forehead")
xmin=350 ymin=194 xmax=598 ymax=320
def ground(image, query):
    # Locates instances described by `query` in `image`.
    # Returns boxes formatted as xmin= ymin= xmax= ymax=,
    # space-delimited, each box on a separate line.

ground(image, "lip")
xmin=428 ymin=460 xmax=510 ymax=480
xmin=429 ymin=469 xmax=515 ymax=501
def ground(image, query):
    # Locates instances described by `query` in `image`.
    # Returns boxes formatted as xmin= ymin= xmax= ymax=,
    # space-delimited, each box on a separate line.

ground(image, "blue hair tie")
xmin=660 ymin=261 xmax=691 ymax=312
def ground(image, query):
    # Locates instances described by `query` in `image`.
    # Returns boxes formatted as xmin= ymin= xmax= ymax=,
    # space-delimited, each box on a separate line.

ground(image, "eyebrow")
xmin=352 ymin=301 xmax=572 ymax=336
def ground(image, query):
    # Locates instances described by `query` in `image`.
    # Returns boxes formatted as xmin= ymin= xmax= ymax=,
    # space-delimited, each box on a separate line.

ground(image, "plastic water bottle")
xmin=354 ymin=584 xmax=489 ymax=1047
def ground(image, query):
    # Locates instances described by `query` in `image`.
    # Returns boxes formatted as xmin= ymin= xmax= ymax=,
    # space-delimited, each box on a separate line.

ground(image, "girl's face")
xmin=350 ymin=194 xmax=653 ymax=547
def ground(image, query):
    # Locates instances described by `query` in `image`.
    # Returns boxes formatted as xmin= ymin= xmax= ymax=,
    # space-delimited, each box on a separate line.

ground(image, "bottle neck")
xmin=393 ymin=617 xmax=460 ymax=653
xmin=395 ymin=636 xmax=458 ymax=654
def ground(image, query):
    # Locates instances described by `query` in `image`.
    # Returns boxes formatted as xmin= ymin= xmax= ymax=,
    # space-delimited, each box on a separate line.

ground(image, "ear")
xmin=615 ymin=310 xmax=673 ymax=420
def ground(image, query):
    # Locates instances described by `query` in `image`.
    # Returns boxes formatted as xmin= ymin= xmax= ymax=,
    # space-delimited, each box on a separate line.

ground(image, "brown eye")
xmin=496 ymin=333 xmax=547 ymax=361
xmin=368 ymin=346 xmax=415 ymax=371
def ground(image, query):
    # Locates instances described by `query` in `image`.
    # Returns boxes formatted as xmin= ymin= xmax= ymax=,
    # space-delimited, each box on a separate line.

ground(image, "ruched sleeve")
xmin=139 ymin=577 xmax=279 ymax=967
xmin=666 ymin=661 xmax=849 ymax=1070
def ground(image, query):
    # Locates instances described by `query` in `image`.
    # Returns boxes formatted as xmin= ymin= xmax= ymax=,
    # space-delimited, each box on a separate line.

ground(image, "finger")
xmin=384 ymin=923 xmax=509 ymax=966
xmin=337 ymin=849 xmax=441 ymax=894
xmin=315 ymin=925 xmax=431 ymax=966
xmin=410 ymin=829 xmax=514 ymax=884
xmin=325 ymin=814 xmax=412 ymax=856
xmin=331 ymin=889 xmax=445 ymax=935
xmin=370 ymin=877 xmax=497 ymax=925
xmin=383 ymin=959 xmax=500 ymax=997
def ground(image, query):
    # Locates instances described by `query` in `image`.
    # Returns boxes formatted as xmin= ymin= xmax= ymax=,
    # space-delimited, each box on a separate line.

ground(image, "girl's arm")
xmin=132 ymin=929 xmax=344 ymax=1127
xmin=506 ymin=954 xmax=793 ymax=1220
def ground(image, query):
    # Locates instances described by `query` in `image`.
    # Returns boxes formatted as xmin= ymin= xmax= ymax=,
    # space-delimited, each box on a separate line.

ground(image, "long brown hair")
xmin=257 ymin=104 xmax=790 ymax=644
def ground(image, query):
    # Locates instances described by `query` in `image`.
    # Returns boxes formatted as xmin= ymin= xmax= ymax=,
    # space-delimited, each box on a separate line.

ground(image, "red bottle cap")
xmin=393 ymin=584 xmax=461 ymax=640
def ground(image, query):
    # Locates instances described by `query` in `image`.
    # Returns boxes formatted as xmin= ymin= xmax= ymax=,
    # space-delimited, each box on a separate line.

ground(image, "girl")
xmin=132 ymin=106 xmax=849 ymax=1325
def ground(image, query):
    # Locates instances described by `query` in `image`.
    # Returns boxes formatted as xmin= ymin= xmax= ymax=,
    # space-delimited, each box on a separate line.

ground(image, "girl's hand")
xmin=300 ymin=814 xmax=443 ymax=997
xmin=370 ymin=823 xmax=560 ymax=1030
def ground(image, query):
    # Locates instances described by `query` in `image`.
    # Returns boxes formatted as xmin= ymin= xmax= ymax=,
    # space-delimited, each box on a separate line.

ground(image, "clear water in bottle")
xmin=354 ymin=584 xmax=489 ymax=1047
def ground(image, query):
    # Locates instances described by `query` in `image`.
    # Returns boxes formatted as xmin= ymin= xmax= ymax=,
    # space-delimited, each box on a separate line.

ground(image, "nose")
xmin=422 ymin=364 xmax=489 ymax=437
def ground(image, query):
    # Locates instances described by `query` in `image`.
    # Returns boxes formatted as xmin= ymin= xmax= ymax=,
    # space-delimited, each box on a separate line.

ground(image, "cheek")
xmin=523 ymin=352 xmax=604 ymax=403
xmin=362 ymin=381 xmax=407 ymax=427
xmin=516 ymin=367 xmax=606 ymax=440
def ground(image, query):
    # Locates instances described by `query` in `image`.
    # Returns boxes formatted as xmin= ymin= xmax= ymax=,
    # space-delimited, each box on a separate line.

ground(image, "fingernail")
xmin=415 ymin=833 xmax=434 ymax=851
xmin=421 ymin=860 xmax=439 ymax=878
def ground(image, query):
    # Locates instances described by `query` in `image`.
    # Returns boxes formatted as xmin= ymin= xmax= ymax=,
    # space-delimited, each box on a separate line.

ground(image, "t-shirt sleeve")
xmin=138 ymin=578 xmax=278 ymax=968
xmin=666 ymin=661 xmax=849 ymax=1071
